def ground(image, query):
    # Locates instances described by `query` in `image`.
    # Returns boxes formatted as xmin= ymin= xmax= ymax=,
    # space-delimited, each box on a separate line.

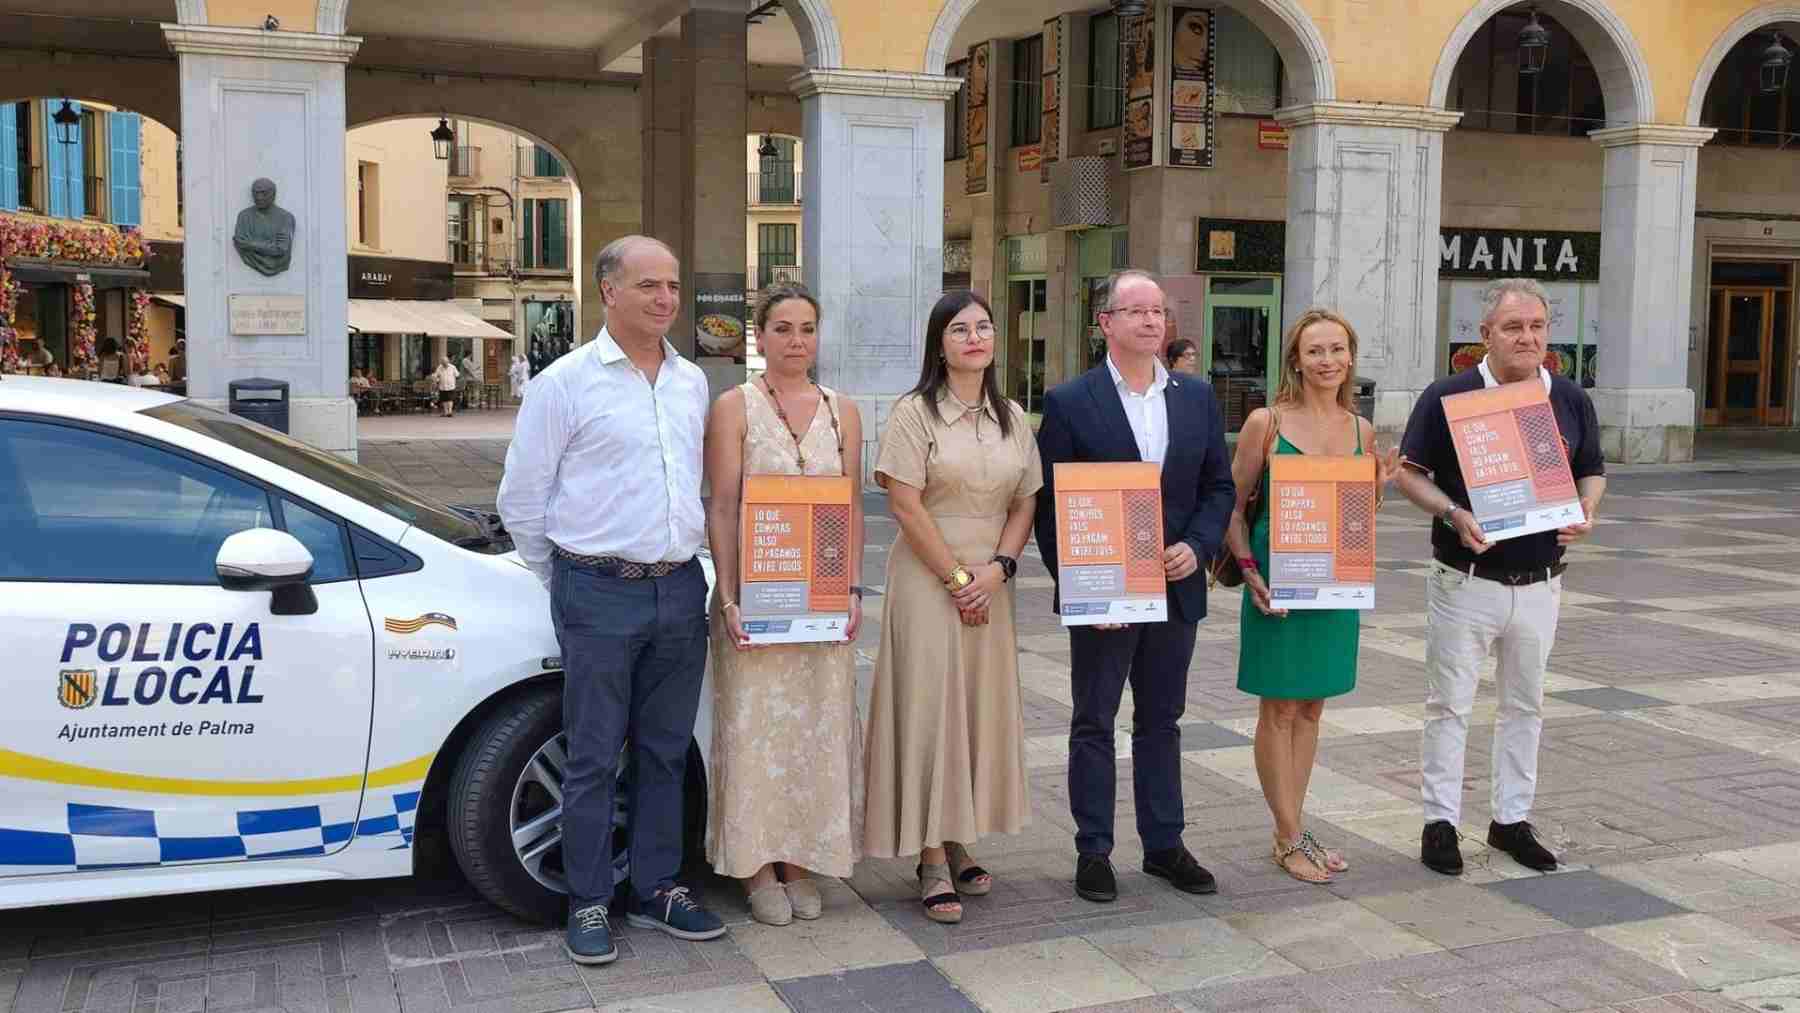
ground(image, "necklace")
xmin=760 ymin=376 xmax=841 ymax=472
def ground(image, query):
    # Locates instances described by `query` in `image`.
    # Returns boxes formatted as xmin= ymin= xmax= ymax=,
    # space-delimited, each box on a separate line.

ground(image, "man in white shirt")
xmin=497 ymin=235 xmax=724 ymax=964
xmin=1033 ymin=269 xmax=1238 ymax=904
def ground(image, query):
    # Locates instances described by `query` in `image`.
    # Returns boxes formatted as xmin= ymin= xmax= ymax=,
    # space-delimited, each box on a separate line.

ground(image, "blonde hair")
xmin=1272 ymin=308 xmax=1360 ymax=415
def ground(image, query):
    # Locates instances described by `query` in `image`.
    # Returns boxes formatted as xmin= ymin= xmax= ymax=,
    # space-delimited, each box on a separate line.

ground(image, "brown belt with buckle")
xmin=1438 ymin=554 xmax=1567 ymax=587
xmin=553 ymin=546 xmax=687 ymax=579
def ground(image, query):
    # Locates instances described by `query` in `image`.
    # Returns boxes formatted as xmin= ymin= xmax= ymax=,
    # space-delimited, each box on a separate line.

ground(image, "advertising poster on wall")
xmin=1052 ymin=462 xmax=1168 ymax=626
xmin=739 ymin=475 xmax=855 ymax=644
xmin=1168 ymin=7 xmax=1216 ymax=168
xmin=966 ymin=42 xmax=992 ymax=196
xmin=1268 ymin=456 xmax=1377 ymax=609
xmin=1041 ymin=17 xmax=1062 ymax=183
xmin=1443 ymin=380 xmax=1586 ymax=541
xmin=693 ymin=272 xmax=747 ymax=360
xmin=1121 ymin=13 xmax=1155 ymax=171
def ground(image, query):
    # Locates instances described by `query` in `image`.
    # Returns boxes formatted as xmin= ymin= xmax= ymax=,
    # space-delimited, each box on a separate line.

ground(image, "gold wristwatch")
xmin=944 ymin=566 xmax=975 ymax=592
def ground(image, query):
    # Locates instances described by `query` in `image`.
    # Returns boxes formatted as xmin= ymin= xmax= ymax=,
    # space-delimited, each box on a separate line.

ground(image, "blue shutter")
xmin=67 ymin=101 xmax=85 ymax=218
xmin=44 ymin=100 xmax=69 ymax=218
xmin=518 ymin=199 xmax=533 ymax=268
xmin=108 ymin=112 xmax=140 ymax=227
xmin=0 ymin=103 xmax=17 ymax=212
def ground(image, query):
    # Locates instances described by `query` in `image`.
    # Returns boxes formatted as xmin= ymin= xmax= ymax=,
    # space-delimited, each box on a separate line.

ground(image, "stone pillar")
xmin=161 ymin=24 xmax=360 ymax=458
xmin=1588 ymin=125 xmax=1715 ymax=464
xmin=1276 ymin=103 xmax=1462 ymax=434
xmin=791 ymin=69 xmax=963 ymax=486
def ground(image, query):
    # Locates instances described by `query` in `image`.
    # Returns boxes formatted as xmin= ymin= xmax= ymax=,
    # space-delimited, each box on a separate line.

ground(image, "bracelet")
xmin=721 ymin=601 xmax=740 ymax=611
xmin=943 ymin=566 xmax=975 ymax=592
xmin=1237 ymin=557 xmax=1259 ymax=573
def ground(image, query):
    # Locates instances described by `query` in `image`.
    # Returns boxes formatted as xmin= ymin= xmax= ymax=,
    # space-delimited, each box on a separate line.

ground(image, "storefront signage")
xmin=1208 ymin=230 xmax=1235 ymax=261
xmin=693 ymin=272 xmax=747 ymax=360
xmin=1121 ymin=13 xmax=1155 ymax=171
xmin=1167 ymin=7 xmax=1216 ymax=169
xmin=1040 ymin=16 xmax=1062 ymax=183
xmin=1438 ymin=228 xmax=1600 ymax=281
xmin=1016 ymin=145 xmax=1042 ymax=173
xmin=965 ymin=42 xmax=992 ymax=196
xmin=1257 ymin=120 xmax=1289 ymax=149
xmin=348 ymin=255 xmax=453 ymax=301
xmin=228 ymin=294 xmax=306 ymax=335
xmin=1195 ymin=218 xmax=1285 ymax=274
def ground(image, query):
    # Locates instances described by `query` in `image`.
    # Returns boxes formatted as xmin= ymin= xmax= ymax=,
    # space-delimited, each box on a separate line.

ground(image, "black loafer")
xmin=1488 ymin=820 xmax=1557 ymax=872
xmin=1143 ymin=846 xmax=1217 ymax=895
xmin=1421 ymin=820 xmax=1464 ymax=875
xmin=1075 ymin=853 xmax=1117 ymax=902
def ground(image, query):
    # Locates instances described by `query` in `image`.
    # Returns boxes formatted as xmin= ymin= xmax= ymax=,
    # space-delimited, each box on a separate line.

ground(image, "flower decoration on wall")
xmin=0 ymin=269 xmax=17 ymax=374
xmin=128 ymin=289 xmax=152 ymax=371
xmin=0 ymin=213 xmax=147 ymax=267
xmin=71 ymin=281 xmax=97 ymax=370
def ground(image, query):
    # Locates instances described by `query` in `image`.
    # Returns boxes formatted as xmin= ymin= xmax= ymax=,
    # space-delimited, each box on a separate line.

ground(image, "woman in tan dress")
xmin=865 ymin=290 xmax=1042 ymax=925
xmin=703 ymin=285 xmax=865 ymax=926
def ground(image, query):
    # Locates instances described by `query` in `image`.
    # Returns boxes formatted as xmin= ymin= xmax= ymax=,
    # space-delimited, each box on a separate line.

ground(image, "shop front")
xmin=1436 ymin=227 xmax=1601 ymax=386
xmin=1001 ymin=233 xmax=1051 ymax=418
xmin=1186 ymin=218 xmax=1284 ymax=434
xmin=1698 ymin=255 xmax=1798 ymax=429
xmin=523 ymin=297 xmax=574 ymax=378
xmin=0 ymin=213 xmax=151 ymax=381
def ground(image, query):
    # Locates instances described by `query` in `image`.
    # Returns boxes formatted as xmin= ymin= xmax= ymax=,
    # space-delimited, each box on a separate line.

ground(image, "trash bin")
xmin=229 ymin=377 xmax=290 ymax=433
xmin=1353 ymin=376 xmax=1377 ymax=422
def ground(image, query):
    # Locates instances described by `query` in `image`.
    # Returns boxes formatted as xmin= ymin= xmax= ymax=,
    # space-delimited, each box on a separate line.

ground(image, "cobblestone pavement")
xmin=6 ymin=445 xmax=1800 ymax=1013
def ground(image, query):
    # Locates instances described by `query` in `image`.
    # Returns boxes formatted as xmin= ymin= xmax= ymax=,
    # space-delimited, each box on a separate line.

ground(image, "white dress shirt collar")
xmin=1478 ymin=355 xmax=1552 ymax=392
xmin=1106 ymin=352 xmax=1171 ymax=396
xmin=592 ymin=327 xmax=681 ymax=373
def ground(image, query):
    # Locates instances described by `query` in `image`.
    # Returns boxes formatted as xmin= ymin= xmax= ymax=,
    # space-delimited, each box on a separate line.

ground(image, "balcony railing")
xmin=757 ymin=260 xmax=801 ymax=290
xmin=448 ymin=240 xmax=512 ymax=275
xmin=748 ymin=170 xmax=801 ymax=206
xmin=83 ymin=175 xmax=105 ymax=219
xmin=517 ymin=147 xmax=566 ymax=178
xmin=449 ymin=145 xmax=480 ymax=178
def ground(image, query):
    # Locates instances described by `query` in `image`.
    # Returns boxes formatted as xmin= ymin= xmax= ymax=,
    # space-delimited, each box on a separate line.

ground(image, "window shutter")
xmin=519 ymin=199 xmax=533 ymax=268
xmin=0 ymin=103 xmax=17 ymax=212
xmin=44 ymin=100 xmax=69 ymax=218
xmin=68 ymin=101 xmax=86 ymax=218
xmin=546 ymin=200 xmax=567 ymax=269
xmin=108 ymin=112 xmax=141 ymax=227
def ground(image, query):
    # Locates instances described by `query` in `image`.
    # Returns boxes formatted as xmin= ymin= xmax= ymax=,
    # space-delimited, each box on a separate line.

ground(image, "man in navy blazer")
xmin=1034 ymin=269 xmax=1237 ymax=903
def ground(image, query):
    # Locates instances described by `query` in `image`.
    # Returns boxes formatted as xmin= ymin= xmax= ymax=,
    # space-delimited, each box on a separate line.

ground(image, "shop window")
xmin=277 ymin=497 xmax=352 ymax=584
xmin=1701 ymin=31 xmax=1799 ymax=148
xmin=518 ymin=198 xmax=568 ymax=271
xmin=1213 ymin=9 xmax=1283 ymax=115
xmin=0 ymin=418 xmax=273 ymax=584
xmin=401 ymin=335 xmax=433 ymax=380
xmin=945 ymin=59 xmax=970 ymax=160
xmin=1088 ymin=12 xmax=1123 ymax=130
xmin=349 ymin=334 xmax=381 ymax=379
xmin=1012 ymin=35 xmax=1044 ymax=147
xmin=524 ymin=299 xmax=574 ymax=375
xmin=1448 ymin=11 xmax=1607 ymax=136
xmin=757 ymin=223 xmax=798 ymax=290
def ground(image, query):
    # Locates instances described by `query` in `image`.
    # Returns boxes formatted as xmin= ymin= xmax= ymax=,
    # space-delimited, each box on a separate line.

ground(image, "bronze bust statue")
xmin=233 ymin=178 xmax=296 ymax=276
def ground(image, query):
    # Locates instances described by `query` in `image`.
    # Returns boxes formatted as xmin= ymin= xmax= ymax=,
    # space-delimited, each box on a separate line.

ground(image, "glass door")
xmin=1708 ymin=285 xmax=1794 ymax=427
xmin=1202 ymin=276 xmax=1282 ymax=434
xmin=1006 ymin=278 xmax=1048 ymax=419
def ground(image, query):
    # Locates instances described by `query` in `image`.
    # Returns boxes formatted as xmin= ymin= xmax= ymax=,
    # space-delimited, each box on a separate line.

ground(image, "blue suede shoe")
xmin=626 ymin=886 xmax=726 ymax=941
xmin=564 ymin=900 xmax=618 ymax=965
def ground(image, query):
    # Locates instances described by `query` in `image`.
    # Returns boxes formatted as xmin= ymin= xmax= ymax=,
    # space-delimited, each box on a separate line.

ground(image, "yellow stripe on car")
xmin=0 ymin=748 xmax=434 ymax=797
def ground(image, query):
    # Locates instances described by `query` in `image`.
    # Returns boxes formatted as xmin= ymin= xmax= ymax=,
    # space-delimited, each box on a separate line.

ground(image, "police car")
xmin=0 ymin=377 xmax=713 ymax=922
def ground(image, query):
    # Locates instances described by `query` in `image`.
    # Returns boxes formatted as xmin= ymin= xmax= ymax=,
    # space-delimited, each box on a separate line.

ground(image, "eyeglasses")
xmin=1101 ymin=306 xmax=1167 ymax=322
xmin=945 ymin=321 xmax=997 ymax=343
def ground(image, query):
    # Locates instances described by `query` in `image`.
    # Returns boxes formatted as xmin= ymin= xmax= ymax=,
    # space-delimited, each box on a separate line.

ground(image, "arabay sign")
xmin=1438 ymin=227 xmax=1601 ymax=282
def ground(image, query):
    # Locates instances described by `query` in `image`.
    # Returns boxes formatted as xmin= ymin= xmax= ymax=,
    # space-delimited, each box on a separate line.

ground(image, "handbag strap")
xmin=1244 ymin=407 xmax=1280 ymax=528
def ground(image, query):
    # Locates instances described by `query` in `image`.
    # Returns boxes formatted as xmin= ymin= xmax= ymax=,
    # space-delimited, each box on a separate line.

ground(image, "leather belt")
xmin=1437 ymin=554 xmax=1567 ymax=587
xmin=553 ymin=546 xmax=687 ymax=579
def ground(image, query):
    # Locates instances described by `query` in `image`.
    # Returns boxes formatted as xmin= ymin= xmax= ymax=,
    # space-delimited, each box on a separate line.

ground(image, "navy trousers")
xmin=550 ymin=554 xmax=707 ymax=906
xmin=1067 ymin=619 xmax=1199 ymax=856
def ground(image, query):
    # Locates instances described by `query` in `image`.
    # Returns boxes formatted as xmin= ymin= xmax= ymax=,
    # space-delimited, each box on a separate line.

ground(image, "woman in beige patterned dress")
xmin=703 ymin=285 xmax=865 ymax=927
xmin=865 ymin=290 xmax=1042 ymax=925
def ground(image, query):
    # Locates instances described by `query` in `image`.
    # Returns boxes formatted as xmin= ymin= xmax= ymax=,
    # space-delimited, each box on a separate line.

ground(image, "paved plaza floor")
xmin=5 ymin=447 xmax=1800 ymax=1013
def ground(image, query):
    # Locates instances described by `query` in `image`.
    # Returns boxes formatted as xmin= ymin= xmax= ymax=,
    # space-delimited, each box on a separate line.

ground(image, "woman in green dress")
xmin=1224 ymin=309 xmax=1400 ymax=884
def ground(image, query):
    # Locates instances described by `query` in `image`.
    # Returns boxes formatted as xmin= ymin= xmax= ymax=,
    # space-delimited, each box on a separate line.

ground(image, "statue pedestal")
xmin=162 ymin=23 xmax=361 ymax=457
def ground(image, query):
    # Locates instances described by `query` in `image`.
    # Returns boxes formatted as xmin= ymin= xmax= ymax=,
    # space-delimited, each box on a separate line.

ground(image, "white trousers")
xmin=1421 ymin=560 xmax=1562 ymax=826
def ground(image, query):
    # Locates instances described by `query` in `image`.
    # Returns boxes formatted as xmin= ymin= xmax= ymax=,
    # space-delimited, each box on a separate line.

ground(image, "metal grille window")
xmin=1012 ymin=35 xmax=1044 ymax=146
xmin=1089 ymin=13 xmax=1122 ymax=130
xmin=757 ymin=223 xmax=797 ymax=289
xmin=946 ymin=58 xmax=970 ymax=160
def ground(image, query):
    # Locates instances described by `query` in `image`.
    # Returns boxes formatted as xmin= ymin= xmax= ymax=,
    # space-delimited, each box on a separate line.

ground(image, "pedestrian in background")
xmin=1224 ymin=308 xmax=1400 ymax=884
xmin=1165 ymin=338 xmax=1199 ymax=375
xmin=702 ymin=284 xmax=865 ymax=927
xmin=864 ymin=289 xmax=1041 ymax=925
xmin=1395 ymin=277 xmax=1606 ymax=877
xmin=432 ymin=357 xmax=460 ymax=417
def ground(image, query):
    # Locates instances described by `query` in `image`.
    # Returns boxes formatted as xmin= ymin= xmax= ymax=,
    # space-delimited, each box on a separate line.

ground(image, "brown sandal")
xmin=1273 ymin=837 xmax=1332 ymax=884
xmin=916 ymin=862 xmax=963 ymax=923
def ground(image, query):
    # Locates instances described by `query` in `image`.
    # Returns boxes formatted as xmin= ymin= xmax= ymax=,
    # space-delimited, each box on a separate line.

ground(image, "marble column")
xmin=1588 ymin=124 xmax=1715 ymax=464
xmin=1276 ymin=102 xmax=1462 ymax=433
xmin=790 ymin=69 xmax=962 ymax=486
xmin=160 ymin=24 xmax=360 ymax=458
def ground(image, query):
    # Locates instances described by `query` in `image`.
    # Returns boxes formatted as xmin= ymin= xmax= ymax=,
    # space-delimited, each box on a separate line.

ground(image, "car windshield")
xmin=141 ymin=400 xmax=484 ymax=546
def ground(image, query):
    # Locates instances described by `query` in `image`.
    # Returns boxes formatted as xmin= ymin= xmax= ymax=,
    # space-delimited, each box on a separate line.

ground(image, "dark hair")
xmin=100 ymin=338 xmax=120 ymax=356
xmin=907 ymin=289 xmax=1012 ymax=439
xmin=1165 ymin=338 xmax=1197 ymax=370
xmin=754 ymin=283 xmax=820 ymax=332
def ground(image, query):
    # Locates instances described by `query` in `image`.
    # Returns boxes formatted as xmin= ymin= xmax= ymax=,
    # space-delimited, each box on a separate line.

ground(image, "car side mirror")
xmin=216 ymin=529 xmax=318 ymax=616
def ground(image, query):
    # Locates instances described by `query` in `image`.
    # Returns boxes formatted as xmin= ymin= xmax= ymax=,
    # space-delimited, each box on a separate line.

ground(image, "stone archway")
xmin=1685 ymin=5 xmax=1800 ymax=126
xmin=1429 ymin=0 xmax=1656 ymax=125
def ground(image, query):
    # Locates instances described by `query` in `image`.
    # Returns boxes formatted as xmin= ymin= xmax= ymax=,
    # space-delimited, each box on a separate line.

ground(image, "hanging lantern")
xmin=1760 ymin=31 xmax=1792 ymax=95
xmin=1518 ymin=8 xmax=1551 ymax=76
xmin=52 ymin=99 xmax=80 ymax=146
xmin=429 ymin=117 xmax=455 ymax=160
xmin=1113 ymin=0 xmax=1148 ymax=18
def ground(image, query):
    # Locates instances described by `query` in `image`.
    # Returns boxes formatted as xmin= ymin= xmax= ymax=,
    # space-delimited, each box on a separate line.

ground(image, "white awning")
xmin=150 ymin=293 xmax=184 ymax=308
xmin=347 ymin=299 xmax=512 ymax=339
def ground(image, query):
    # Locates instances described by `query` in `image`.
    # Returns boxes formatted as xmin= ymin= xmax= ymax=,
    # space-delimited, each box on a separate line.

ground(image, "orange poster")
xmin=740 ymin=475 xmax=854 ymax=644
xmin=1268 ymin=456 xmax=1376 ymax=610
xmin=1442 ymin=380 xmax=1584 ymax=541
xmin=1052 ymin=462 xmax=1167 ymax=626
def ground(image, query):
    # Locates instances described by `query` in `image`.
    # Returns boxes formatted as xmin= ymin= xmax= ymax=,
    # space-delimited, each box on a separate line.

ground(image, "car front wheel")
xmin=445 ymin=686 xmax=708 ymax=923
